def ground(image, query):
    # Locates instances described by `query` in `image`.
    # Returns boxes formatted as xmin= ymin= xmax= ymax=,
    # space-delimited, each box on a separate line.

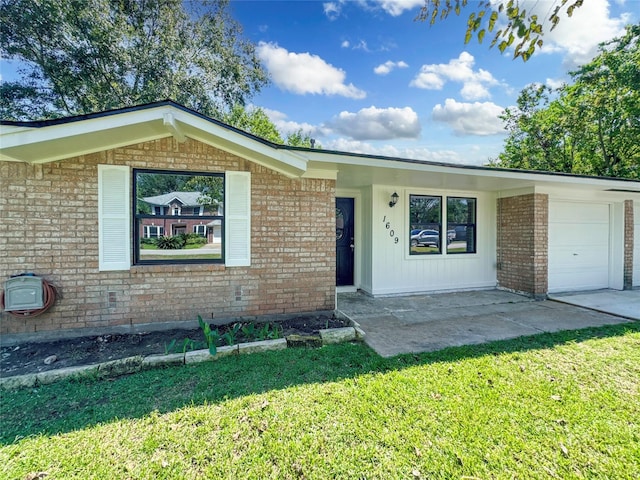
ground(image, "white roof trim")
xmin=163 ymin=113 xmax=186 ymax=143
xmin=0 ymin=105 xmax=308 ymax=178
xmin=2 ymin=103 xmax=638 ymax=191
xmin=306 ymin=150 xmax=640 ymax=192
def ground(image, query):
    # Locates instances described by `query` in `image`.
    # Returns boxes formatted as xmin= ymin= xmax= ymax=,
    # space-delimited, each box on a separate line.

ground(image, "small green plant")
xmin=255 ymin=322 xmax=282 ymax=341
xmin=268 ymin=323 xmax=283 ymax=339
xmin=198 ymin=315 xmax=220 ymax=355
xmin=221 ymin=322 xmax=242 ymax=346
xmin=241 ymin=322 xmax=256 ymax=339
xmin=164 ymin=339 xmax=177 ymax=355
xmin=164 ymin=337 xmax=198 ymax=354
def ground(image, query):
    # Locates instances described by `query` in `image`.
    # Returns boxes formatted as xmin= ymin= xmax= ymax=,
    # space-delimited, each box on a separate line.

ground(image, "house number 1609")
xmin=382 ymin=216 xmax=399 ymax=244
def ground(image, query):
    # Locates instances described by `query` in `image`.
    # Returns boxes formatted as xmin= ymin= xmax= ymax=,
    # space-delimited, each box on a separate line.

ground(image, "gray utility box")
xmin=3 ymin=276 xmax=44 ymax=311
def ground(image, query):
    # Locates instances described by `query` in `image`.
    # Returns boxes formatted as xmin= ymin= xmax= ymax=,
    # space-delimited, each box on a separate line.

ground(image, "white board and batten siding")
xmin=369 ymin=187 xmax=497 ymax=296
xmin=634 ymin=201 xmax=640 ymax=287
xmin=98 ymin=166 xmax=251 ymax=271
xmin=548 ymin=200 xmax=610 ymax=293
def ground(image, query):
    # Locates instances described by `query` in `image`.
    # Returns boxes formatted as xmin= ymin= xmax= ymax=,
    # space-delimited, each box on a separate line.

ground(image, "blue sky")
xmin=230 ymin=0 xmax=636 ymax=165
xmin=0 ymin=1 xmax=635 ymax=166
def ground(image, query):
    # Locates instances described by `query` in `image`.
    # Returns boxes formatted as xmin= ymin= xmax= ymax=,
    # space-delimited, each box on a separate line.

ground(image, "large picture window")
xmin=134 ymin=169 xmax=224 ymax=264
xmin=409 ymin=195 xmax=442 ymax=255
xmin=447 ymin=197 xmax=476 ymax=254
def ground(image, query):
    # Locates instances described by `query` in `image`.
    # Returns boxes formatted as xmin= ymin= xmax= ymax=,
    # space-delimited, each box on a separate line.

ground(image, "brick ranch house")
xmin=1 ymin=101 xmax=639 ymax=342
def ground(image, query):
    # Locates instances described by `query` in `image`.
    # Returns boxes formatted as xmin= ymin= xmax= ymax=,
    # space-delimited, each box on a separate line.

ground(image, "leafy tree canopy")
xmin=490 ymin=24 xmax=639 ymax=179
xmin=418 ymin=0 xmax=584 ymax=61
xmin=222 ymin=105 xmax=319 ymax=148
xmin=0 ymin=0 xmax=268 ymax=120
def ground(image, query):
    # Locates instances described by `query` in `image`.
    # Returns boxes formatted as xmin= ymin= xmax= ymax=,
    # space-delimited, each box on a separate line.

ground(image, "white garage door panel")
xmin=549 ymin=202 xmax=609 ymax=223
xmin=549 ymin=201 xmax=610 ymax=293
xmin=634 ymin=201 xmax=640 ymax=286
xmin=548 ymin=228 xmax=609 ymax=248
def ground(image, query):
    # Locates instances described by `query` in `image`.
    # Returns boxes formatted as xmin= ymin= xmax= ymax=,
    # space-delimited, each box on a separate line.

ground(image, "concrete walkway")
xmin=337 ymin=290 xmax=634 ymax=357
xmin=549 ymin=289 xmax=639 ymax=321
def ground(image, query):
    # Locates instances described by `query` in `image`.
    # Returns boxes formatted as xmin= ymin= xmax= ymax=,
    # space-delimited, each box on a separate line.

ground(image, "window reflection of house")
xmin=140 ymin=191 xmax=222 ymax=242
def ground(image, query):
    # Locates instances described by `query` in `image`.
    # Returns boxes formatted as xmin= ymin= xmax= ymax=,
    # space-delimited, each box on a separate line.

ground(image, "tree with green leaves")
xmin=0 ymin=0 xmax=267 ymax=120
xmin=222 ymin=105 xmax=318 ymax=148
xmin=492 ymin=25 xmax=639 ymax=179
xmin=418 ymin=0 xmax=585 ymax=61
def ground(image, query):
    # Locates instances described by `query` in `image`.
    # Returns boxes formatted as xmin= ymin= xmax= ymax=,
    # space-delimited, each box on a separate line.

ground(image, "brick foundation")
xmin=0 ymin=138 xmax=336 ymax=338
xmin=496 ymin=193 xmax=548 ymax=298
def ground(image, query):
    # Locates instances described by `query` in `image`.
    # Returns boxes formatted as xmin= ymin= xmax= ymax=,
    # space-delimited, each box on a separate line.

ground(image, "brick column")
xmin=624 ymin=200 xmax=634 ymax=290
xmin=496 ymin=193 xmax=548 ymax=299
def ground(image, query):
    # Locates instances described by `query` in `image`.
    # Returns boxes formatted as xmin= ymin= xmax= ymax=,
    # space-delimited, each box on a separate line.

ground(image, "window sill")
xmin=131 ymin=264 xmax=227 ymax=274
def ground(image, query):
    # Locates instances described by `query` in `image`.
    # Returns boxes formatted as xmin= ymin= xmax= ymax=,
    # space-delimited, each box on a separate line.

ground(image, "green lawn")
xmin=2 ymin=323 xmax=639 ymax=479
xmin=139 ymin=253 xmax=221 ymax=260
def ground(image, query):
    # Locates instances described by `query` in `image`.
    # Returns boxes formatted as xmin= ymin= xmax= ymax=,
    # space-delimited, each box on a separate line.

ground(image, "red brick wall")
xmin=0 ymin=138 xmax=336 ymax=338
xmin=496 ymin=193 xmax=548 ymax=298
xmin=624 ymin=199 xmax=634 ymax=289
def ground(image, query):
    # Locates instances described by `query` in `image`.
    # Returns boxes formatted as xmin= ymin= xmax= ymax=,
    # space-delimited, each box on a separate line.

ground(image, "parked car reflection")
xmin=410 ymin=229 xmax=441 ymax=247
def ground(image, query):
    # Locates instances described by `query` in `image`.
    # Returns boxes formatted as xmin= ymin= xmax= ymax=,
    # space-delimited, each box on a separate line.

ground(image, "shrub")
xmin=155 ymin=235 xmax=186 ymax=250
xmin=182 ymin=233 xmax=207 ymax=245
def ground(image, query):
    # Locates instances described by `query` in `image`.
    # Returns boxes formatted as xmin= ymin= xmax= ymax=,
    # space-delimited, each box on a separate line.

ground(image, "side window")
xmin=133 ymin=169 xmax=224 ymax=264
xmin=409 ymin=195 xmax=442 ymax=255
xmin=447 ymin=197 xmax=476 ymax=254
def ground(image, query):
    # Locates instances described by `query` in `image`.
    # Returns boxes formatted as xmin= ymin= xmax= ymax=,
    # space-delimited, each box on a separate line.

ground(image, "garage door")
xmin=634 ymin=201 xmax=640 ymax=287
xmin=548 ymin=201 xmax=610 ymax=293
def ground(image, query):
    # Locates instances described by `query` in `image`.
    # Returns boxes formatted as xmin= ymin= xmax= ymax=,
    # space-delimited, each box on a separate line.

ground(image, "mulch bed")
xmin=1 ymin=315 xmax=349 ymax=377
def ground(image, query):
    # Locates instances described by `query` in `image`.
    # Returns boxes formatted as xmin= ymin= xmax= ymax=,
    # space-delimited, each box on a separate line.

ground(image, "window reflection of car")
xmin=447 ymin=229 xmax=456 ymax=242
xmin=454 ymin=226 xmax=467 ymax=241
xmin=410 ymin=229 xmax=441 ymax=247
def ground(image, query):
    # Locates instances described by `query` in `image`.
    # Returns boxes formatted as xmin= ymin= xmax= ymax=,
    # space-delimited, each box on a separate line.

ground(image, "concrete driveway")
xmin=337 ymin=290 xmax=634 ymax=357
xmin=549 ymin=289 xmax=639 ymax=320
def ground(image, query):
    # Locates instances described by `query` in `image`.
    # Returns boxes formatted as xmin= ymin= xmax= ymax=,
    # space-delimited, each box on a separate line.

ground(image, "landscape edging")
xmin=0 ymin=327 xmax=358 ymax=390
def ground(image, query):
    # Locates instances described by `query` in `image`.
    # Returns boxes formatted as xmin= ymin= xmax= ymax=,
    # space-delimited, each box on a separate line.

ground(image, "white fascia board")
xmin=307 ymin=151 xmax=640 ymax=192
xmin=1 ymin=107 xmax=175 ymax=163
xmin=0 ymin=105 xmax=307 ymax=176
xmin=170 ymin=109 xmax=308 ymax=178
xmin=302 ymin=168 xmax=338 ymax=180
xmin=1 ymin=107 xmax=170 ymax=149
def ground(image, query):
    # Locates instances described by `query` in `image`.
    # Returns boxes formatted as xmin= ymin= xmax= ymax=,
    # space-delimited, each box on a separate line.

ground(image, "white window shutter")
xmin=225 ymin=171 xmax=251 ymax=267
xmin=98 ymin=165 xmax=131 ymax=271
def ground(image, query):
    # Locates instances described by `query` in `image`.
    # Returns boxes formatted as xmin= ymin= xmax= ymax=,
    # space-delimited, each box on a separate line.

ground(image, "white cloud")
xmin=519 ymin=0 xmax=630 ymax=68
xmin=262 ymin=108 xmax=324 ymax=137
xmin=546 ymin=77 xmax=566 ymax=89
xmin=371 ymin=0 xmax=425 ymax=16
xmin=323 ymin=2 xmax=341 ymax=20
xmin=341 ymin=40 xmax=350 ymax=48
xmin=256 ymin=42 xmax=366 ymax=99
xmin=353 ymin=40 xmax=371 ymax=52
xmin=325 ymin=138 xmax=469 ymax=163
xmin=410 ymin=52 xmax=501 ymax=100
xmin=432 ymin=99 xmax=506 ymax=136
xmin=374 ymin=60 xmax=409 ymax=75
xmin=330 ymin=106 xmax=421 ymax=140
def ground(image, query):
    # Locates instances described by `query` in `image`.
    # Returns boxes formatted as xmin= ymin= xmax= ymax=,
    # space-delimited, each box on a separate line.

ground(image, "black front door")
xmin=336 ymin=197 xmax=354 ymax=286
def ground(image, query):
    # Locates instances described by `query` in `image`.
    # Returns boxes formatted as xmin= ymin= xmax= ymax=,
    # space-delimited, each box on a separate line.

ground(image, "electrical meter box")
xmin=3 ymin=276 xmax=44 ymax=311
